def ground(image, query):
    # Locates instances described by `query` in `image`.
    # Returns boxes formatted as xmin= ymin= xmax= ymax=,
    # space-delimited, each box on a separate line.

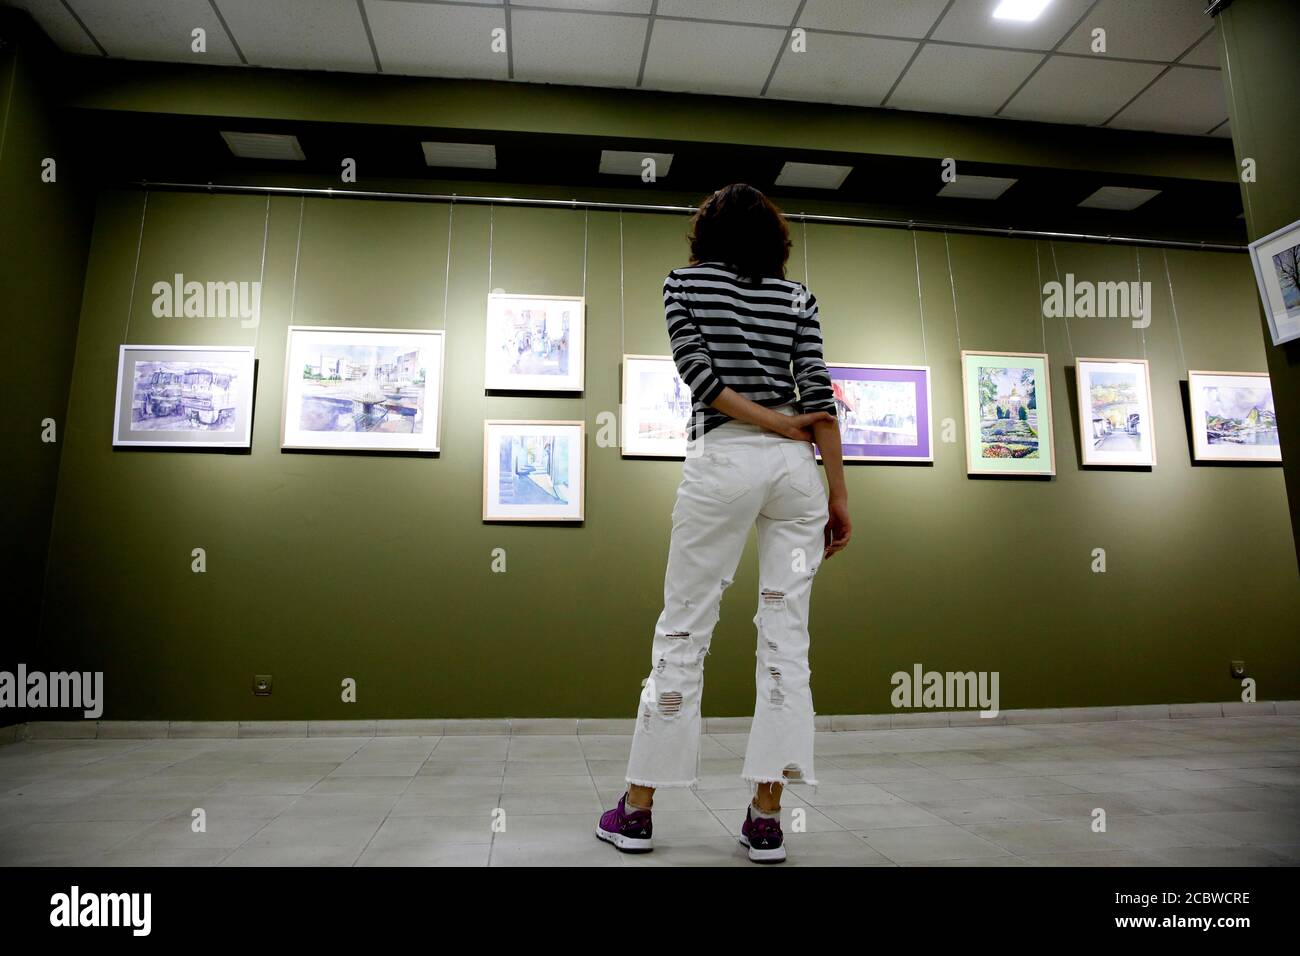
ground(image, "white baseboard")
xmin=2 ymin=700 xmax=1295 ymax=743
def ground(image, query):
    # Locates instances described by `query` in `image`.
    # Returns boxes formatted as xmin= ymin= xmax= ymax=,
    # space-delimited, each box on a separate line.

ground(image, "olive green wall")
xmin=1217 ymin=0 xmax=1300 ymax=566
xmin=0 ymin=11 xmax=94 ymax=724
xmin=39 ymin=185 xmax=1299 ymax=720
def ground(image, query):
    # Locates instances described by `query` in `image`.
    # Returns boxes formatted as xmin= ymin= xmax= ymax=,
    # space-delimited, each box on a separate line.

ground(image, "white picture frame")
xmin=112 ymin=344 xmax=255 ymax=449
xmin=483 ymin=420 xmax=586 ymax=522
xmin=281 ymin=326 xmax=444 ymax=453
xmin=485 ymin=293 xmax=585 ymax=392
xmin=1075 ymin=357 xmax=1157 ymax=468
xmin=1186 ymin=370 xmax=1281 ymax=463
xmin=1247 ymin=218 xmax=1300 ymax=346
xmin=621 ymin=354 xmax=691 ymax=458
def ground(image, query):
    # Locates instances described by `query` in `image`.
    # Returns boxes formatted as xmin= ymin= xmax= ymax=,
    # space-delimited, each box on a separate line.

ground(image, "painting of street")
xmin=130 ymin=360 xmax=241 ymax=432
xmin=485 ymin=294 xmax=585 ymax=391
xmin=621 ymin=355 xmax=690 ymax=457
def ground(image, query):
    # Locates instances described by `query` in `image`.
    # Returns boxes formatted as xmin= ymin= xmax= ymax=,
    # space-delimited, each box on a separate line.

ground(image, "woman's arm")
xmin=709 ymin=386 xmax=834 ymax=441
xmin=812 ymin=418 xmax=852 ymax=559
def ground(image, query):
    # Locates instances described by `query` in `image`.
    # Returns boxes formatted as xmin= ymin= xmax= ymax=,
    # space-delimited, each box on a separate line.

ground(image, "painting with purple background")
xmin=818 ymin=364 xmax=933 ymax=463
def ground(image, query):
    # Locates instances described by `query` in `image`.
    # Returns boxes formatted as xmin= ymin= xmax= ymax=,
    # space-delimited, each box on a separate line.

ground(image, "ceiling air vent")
xmin=220 ymin=131 xmax=305 ymax=161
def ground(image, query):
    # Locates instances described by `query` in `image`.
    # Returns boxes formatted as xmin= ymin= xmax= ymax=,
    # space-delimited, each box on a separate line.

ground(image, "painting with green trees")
xmin=961 ymin=350 xmax=1055 ymax=476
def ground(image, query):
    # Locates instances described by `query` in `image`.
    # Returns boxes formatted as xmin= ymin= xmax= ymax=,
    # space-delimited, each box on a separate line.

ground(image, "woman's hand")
xmin=774 ymin=410 xmax=835 ymax=442
xmin=823 ymin=495 xmax=852 ymax=560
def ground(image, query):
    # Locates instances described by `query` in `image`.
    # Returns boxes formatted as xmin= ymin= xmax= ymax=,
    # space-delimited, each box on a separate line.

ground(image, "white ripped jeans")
xmin=625 ymin=408 xmax=828 ymax=790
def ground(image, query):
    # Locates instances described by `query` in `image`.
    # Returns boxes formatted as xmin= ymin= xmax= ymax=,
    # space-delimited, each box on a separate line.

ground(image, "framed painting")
xmin=281 ymin=326 xmax=444 ymax=453
xmin=961 ymin=350 xmax=1055 ymax=476
xmin=113 ymin=344 xmax=255 ymax=449
xmin=621 ymin=354 xmax=691 ymax=458
xmin=485 ymin=293 xmax=585 ymax=391
xmin=1187 ymin=370 xmax=1281 ymax=463
xmin=1075 ymin=357 xmax=1157 ymax=468
xmin=1247 ymin=218 xmax=1300 ymax=346
xmin=483 ymin=420 xmax=586 ymax=522
xmin=823 ymin=363 xmax=932 ymax=463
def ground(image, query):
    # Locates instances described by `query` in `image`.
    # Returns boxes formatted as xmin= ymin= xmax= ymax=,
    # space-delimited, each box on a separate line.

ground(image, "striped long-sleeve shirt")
xmin=664 ymin=262 xmax=836 ymax=440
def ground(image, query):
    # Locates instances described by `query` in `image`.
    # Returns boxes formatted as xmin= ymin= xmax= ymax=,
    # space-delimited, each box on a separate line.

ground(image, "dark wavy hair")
xmin=687 ymin=184 xmax=792 ymax=281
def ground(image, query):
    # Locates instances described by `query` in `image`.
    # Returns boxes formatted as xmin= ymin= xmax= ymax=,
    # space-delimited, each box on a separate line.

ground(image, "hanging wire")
xmin=252 ymin=194 xmax=271 ymax=354
xmin=801 ymin=218 xmax=811 ymax=285
xmin=943 ymin=231 xmax=961 ymax=351
xmin=288 ymin=197 xmax=304 ymax=325
xmin=1162 ymin=249 xmax=1189 ymax=372
xmin=441 ymin=199 xmax=455 ymax=330
xmin=1135 ymin=247 xmax=1147 ymax=361
xmin=1048 ymin=241 xmax=1075 ymax=361
xmin=487 ymin=203 xmax=495 ymax=293
xmin=618 ymin=210 xmax=625 ymax=360
xmin=911 ymin=229 xmax=928 ymax=365
xmin=1034 ymin=241 xmax=1046 ymax=354
xmin=123 ymin=191 xmax=150 ymax=341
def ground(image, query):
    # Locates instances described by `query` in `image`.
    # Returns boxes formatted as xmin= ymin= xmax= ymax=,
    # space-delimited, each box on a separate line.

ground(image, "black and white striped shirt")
xmin=664 ymin=262 xmax=836 ymax=440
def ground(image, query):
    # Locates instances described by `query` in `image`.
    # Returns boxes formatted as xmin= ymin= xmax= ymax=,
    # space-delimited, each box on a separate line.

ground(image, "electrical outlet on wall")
xmin=253 ymin=674 xmax=273 ymax=696
xmin=1230 ymin=660 xmax=1246 ymax=679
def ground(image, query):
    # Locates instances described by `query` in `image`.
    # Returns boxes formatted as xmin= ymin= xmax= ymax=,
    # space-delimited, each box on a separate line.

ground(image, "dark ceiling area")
xmin=65 ymin=109 xmax=1247 ymax=247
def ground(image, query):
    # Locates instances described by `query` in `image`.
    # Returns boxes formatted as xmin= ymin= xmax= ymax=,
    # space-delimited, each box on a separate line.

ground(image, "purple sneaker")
xmin=739 ymin=805 xmax=786 ymax=863
xmin=595 ymin=793 xmax=653 ymax=852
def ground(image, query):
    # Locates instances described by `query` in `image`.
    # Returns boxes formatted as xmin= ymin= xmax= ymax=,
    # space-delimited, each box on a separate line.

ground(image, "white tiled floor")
xmin=1 ymin=717 xmax=1297 ymax=866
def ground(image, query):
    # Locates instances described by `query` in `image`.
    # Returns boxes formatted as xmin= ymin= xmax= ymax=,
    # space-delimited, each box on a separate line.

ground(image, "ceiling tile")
xmin=937 ymin=174 xmax=1017 ymax=199
xmin=516 ymin=0 xmax=651 ymax=11
xmin=796 ymin=0 xmax=951 ymax=38
xmin=216 ymin=0 xmax=375 ymax=71
xmin=1180 ymin=31 xmax=1221 ymax=68
xmin=641 ymin=19 xmax=785 ymax=97
xmin=767 ymin=33 xmax=916 ymax=107
xmin=655 ymin=0 xmax=802 ymax=27
xmin=67 ymin=0 xmax=242 ymax=63
xmin=364 ymin=0 xmax=508 ymax=79
xmin=1000 ymin=55 xmax=1163 ymax=125
xmin=1078 ymin=186 xmax=1160 ymax=210
xmin=511 ymin=10 xmax=646 ymax=87
xmin=1057 ymin=0 xmax=1212 ymax=63
xmin=3 ymin=0 xmax=102 ymax=54
xmin=1107 ymin=65 xmax=1228 ymax=135
xmin=931 ymin=0 xmax=1095 ymax=51
xmin=887 ymin=43 xmax=1043 ymax=116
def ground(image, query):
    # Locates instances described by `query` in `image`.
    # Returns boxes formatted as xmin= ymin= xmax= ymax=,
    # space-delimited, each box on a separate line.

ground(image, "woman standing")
xmin=597 ymin=184 xmax=852 ymax=863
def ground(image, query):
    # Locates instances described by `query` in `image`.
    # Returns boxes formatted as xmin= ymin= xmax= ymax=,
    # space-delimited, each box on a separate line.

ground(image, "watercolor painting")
xmin=485 ymin=293 xmax=585 ymax=391
xmin=825 ymin=364 xmax=932 ymax=462
xmin=1076 ymin=358 xmax=1156 ymax=468
xmin=483 ymin=420 xmax=585 ymax=521
xmin=1248 ymin=218 xmax=1300 ymax=345
xmin=961 ymin=350 xmax=1055 ymax=476
xmin=113 ymin=345 xmax=255 ymax=448
xmin=1188 ymin=371 xmax=1281 ymax=462
xmin=282 ymin=327 xmax=443 ymax=452
xmin=621 ymin=355 xmax=691 ymax=457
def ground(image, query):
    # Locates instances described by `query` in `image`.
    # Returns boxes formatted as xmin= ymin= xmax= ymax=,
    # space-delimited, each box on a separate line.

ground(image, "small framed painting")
xmin=961 ymin=350 xmax=1055 ymax=477
xmin=1075 ymin=358 xmax=1157 ymax=468
xmin=823 ymin=363 xmax=932 ymax=463
xmin=281 ymin=326 xmax=444 ymax=453
xmin=1187 ymin=370 xmax=1281 ymax=463
xmin=483 ymin=420 xmax=586 ymax=522
xmin=621 ymin=354 xmax=691 ymax=458
xmin=113 ymin=345 xmax=255 ymax=449
xmin=1247 ymin=218 xmax=1300 ymax=345
xmin=485 ymin=293 xmax=585 ymax=391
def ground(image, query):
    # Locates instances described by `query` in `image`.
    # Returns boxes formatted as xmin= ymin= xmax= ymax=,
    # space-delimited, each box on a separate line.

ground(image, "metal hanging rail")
xmin=131 ymin=180 xmax=1248 ymax=253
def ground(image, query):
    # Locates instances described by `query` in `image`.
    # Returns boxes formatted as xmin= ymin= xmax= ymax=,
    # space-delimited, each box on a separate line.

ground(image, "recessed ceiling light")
xmin=1077 ymin=186 xmax=1161 ymax=211
xmin=774 ymin=162 xmax=853 ymax=190
xmin=421 ymin=142 xmax=497 ymax=169
xmin=936 ymin=175 xmax=1018 ymax=200
xmin=220 ymin=131 xmax=305 ymax=161
xmin=992 ymin=0 xmax=1052 ymax=22
xmin=599 ymin=149 xmax=674 ymax=177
